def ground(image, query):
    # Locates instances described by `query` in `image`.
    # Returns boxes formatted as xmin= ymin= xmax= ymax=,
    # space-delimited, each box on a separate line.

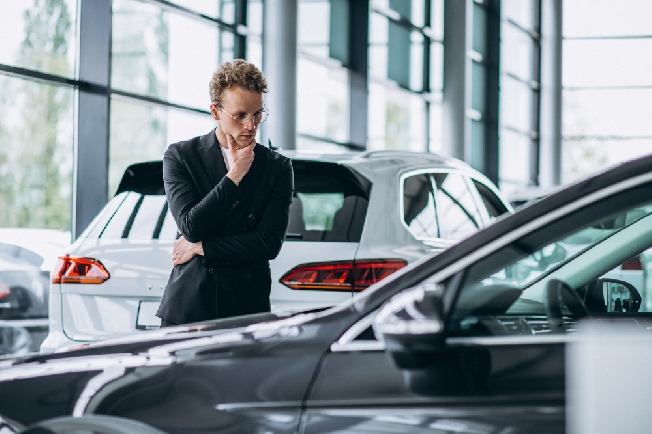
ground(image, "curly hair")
xmin=209 ymin=59 xmax=268 ymax=106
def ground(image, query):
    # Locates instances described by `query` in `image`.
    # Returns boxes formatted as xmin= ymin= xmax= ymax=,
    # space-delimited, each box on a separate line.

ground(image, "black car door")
xmin=300 ymin=285 xmax=566 ymax=434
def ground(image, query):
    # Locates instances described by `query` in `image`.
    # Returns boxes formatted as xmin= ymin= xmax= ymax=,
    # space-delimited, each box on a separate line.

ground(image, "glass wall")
xmin=368 ymin=0 xmax=443 ymax=152
xmin=0 ymin=76 xmax=74 ymax=230
xmin=0 ymin=0 xmax=259 ymax=229
xmin=562 ymin=0 xmax=652 ymax=184
xmin=296 ymin=58 xmax=349 ymax=149
xmin=499 ymin=0 xmax=541 ymax=194
xmin=108 ymin=98 xmax=215 ymax=195
xmin=0 ymin=0 xmax=77 ymax=78
xmin=109 ymin=0 xmax=256 ymax=196
xmin=0 ymin=0 xmax=564 ymax=230
xmin=0 ymin=0 xmax=77 ymax=231
xmin=296 ymin=0 xmax=443 ymax=152
xmin=296 ymin=0 xmax=351 ymax=150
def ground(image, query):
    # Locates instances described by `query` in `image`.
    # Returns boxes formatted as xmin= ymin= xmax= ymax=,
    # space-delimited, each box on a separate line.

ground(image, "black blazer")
xmin=156 ymin=129 xmax=293 ymax=325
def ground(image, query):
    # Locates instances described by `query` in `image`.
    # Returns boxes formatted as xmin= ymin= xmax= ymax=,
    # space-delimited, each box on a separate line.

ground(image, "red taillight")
xmin=0 ymin=282 xmax=10 ymax=299
xmin=51 ymin=256 xmax=110 ymax=284
xmin=280 ymin=259 xmax=407 ymax=292
xmin=621 ymin=256 xmax=643 ymax=271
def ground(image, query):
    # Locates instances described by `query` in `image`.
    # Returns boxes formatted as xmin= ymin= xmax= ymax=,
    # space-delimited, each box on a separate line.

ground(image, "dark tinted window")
xmin=288 ymin=161 xmax=370 ymax=242
xmin=94 ymin=160 xmax=370 ymax=242
xmin=403 ymin=174 xmax=438 ymax=239
xmin=473 ymin=179 xmax=510 ymax=218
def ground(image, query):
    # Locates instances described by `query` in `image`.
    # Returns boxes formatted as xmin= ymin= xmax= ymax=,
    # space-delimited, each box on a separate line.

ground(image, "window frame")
xmin=399 ymin=168 xmax=508 ymax=245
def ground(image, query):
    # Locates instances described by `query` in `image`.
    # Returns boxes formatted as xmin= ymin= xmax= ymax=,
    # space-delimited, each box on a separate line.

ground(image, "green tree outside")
xmin=0 ymin=0 xmax=74 ymax=230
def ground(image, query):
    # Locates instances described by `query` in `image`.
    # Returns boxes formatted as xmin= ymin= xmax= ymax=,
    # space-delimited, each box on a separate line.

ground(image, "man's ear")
xmin=210 ymin=104 xmax=220 ymax=121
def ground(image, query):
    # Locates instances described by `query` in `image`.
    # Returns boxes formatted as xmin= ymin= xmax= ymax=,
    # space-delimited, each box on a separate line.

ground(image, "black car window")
xmin=473 ymin=179 xmax=510 ymax=219
xmin=448 ymin=185 xmax=652 ymax=338
xmin=403 ymin=174 xmax=439 ymax=239
xmin=288 ymin=161 xmax=370 ymax=242
xmin=99 ymin=160 xmax=370 ymax=242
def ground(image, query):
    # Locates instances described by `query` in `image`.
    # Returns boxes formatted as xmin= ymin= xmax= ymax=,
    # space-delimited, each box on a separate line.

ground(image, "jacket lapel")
xmin=197 ymin=129 xmax=227 ymax=190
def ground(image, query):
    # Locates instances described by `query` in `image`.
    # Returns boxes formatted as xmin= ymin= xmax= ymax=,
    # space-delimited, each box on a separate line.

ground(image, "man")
xmin=156 ymin=59 xmax=294 ymax=326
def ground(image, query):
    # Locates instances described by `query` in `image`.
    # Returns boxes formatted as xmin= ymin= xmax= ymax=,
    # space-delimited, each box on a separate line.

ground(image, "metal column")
xmin=442 ymin=0 xmax=471 ymax=161
xmin=72 ymin=0 xmax=111 ymax=240
xmin=262 ymin=0 xmax=298 ymax=150
xmin=347 ymin=0 xmax=369 ymax=149
xmin=539 ymin=0 xmax=563 ymax=187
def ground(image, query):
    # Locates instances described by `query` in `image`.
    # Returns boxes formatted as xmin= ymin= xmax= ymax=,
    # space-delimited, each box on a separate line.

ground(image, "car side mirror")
xmin=372 ymin=283 xmax=445 ymax=370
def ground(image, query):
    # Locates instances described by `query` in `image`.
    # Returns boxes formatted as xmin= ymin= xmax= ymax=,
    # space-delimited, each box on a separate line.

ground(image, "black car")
xmin=1 ymin=156 xmax=652 ymax=433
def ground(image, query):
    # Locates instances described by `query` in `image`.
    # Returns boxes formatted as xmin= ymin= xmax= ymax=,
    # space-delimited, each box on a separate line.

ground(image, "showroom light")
xmin=280 ymin=259 xmax=407 ymax=292
xmin=51 ymin=256 xmax=110 ymax=284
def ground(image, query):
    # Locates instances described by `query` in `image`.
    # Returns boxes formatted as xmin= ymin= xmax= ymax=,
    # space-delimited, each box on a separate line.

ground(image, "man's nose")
xmin=243 ymin=116 xmax=256 ymax=129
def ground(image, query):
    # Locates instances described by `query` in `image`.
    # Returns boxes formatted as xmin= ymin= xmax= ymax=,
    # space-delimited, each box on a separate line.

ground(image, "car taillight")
xmin=280 ymin=259 xmax=407 ymax=292
xmin=51 ymin=256 xmax=110 ymax=284
xmin=0 ymin=283 xmax=10 ymax=299
xmin=621 ymin=256 xmax=643 ymax=271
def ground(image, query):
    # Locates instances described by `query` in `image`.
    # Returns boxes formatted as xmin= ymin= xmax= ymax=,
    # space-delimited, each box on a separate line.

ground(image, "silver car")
xmin=41 ymin=150 xmax=511 ymax=352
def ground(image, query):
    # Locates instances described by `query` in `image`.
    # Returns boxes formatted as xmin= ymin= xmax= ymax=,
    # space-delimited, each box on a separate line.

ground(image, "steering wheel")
xmin=546 ymin=279 xmax=589 ymax=333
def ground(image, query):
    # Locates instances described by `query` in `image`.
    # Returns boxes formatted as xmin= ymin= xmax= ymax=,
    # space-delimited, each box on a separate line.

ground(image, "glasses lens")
xmin=232 ymin=110 xmax=268 ymax=124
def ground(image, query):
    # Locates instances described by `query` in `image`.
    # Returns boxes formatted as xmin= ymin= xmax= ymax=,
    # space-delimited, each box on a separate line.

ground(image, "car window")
xmin=403 ymin=174 xmax=439 ymax=239
xmin=432 ymin=173 xmax=481 ymax=240
xmin=99 ymin=192 xmax=143 ymax=239
xmin=472 ymin=179 xmax=510 ymax=219
xmin=159 ymin=208 xmax=178 ymax=241
xmin=403 ymin=172 xmax=486 ymax=241
xmin=128 ymin=195 xmax=168 ymax=240
xmin=288 ymin=162 xmax=369 ymax=242
xmin=448 ymin=194 xmax=652 ymax=338
xmin=92 ymin=192 xmax=172 ymax=240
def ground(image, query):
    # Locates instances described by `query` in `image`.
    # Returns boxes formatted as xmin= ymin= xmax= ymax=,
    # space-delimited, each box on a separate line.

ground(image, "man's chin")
xmin=234 ymin=138 xmax=255 ymax=148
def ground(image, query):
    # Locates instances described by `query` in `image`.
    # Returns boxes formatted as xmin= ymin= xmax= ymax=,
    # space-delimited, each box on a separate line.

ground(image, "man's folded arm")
xmin=163 ymin=149 xmax=243 ymax=243
xmin=202 ymin=159 xmax=293 ymax=264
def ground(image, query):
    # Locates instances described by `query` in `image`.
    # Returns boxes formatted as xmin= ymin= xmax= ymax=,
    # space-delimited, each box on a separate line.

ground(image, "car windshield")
xmin=449 ymin=190 xmax=652 ymax=336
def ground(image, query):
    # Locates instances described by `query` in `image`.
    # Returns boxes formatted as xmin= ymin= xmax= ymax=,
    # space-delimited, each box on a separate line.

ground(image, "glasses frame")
xmin=216 ymin=104 xmax=268 ymax=125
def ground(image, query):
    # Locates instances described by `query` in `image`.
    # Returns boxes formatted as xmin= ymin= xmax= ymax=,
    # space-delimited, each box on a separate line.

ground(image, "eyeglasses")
xmin=216 ymin=105 xmax=268 ymax=125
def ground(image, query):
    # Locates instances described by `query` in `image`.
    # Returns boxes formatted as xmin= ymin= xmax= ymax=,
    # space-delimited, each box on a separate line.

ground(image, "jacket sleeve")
xmin=201 ymin=158 xmax=294 ymax=264
xmin=163 ymin=144 xmax=243 ymax=243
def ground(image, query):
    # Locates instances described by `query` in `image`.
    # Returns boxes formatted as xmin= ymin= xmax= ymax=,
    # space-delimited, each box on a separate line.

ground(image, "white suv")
xmin=41 ymin=150 xmax=512 ymax=352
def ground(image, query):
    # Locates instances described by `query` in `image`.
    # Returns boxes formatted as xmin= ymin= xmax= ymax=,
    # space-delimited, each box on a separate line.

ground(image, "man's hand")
xmin=225 ymin=133 xmax=255 ymax=185
xmin=172 ymin=235 xmax=203 ymax=266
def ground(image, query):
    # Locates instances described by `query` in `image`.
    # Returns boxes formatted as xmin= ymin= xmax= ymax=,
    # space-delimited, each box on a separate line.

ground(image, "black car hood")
xmin=4 ymin=309 xmax=328 ymax=368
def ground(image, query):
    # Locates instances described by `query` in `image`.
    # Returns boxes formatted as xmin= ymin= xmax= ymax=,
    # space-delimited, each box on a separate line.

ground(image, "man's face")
xmin=210 ymin=86 xmax=264 ymax=148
